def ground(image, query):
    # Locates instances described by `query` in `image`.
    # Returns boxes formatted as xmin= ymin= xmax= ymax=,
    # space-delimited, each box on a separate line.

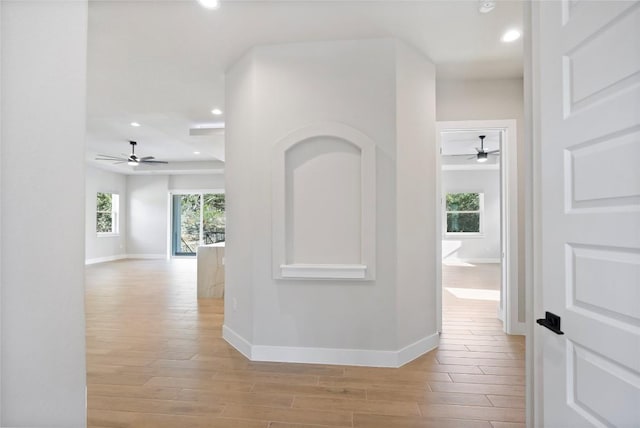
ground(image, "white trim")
xmin=126 ymin=253 xmax=166 ymax=260
xmin=272 ymin=122 xmax=377 ymax=281
xmin=85 ymin=254 xmax=127 ymax=265
xmin=223 ymin=325 xmax=438 ymax=368
xmin=510 ymin=321 xmax=527 ymax=336
xmin=435 ymin=124 xmax=443 ymax=333
xmin=396 ymin=334 xmax=440 ymax=367
xmin=436 ymin=120 xmax=521 ymax=337
xmin=443 ymin=258 xmax=501 ymax=264
xmin=96 ymin=232 xmax=120 ymax=238
xmin=527 ymin=1 xmax=542 ymax=426
xmin=85 ymin=254 xmax=169 ymax=265
xmin=280 ymin=263 xmax=367 ymax=280
xmin=222 ymin=325 xmax=252 ymax=360
xmin=442 ymin=164 xmax=500 ymax=171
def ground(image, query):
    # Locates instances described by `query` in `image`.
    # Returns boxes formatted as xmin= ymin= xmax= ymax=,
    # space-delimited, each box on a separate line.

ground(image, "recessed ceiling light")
xmin=130 ymin=122 xmax=141 ymax=127
xmin=198 ymin=0 xmax=220 ymax=10
xmin=211 ymin=108 xmax=223 ymax=115
xmin=501 ymin=29 xmax=521 ymax=43
xmin=194 ymin=151 xmax=201 ymax=155
xmin=478 ymin=0 xmax=496 ymax=13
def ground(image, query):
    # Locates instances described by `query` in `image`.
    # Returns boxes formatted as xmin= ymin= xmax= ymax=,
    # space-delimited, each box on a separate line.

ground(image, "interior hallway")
xmin=86 ymin=259 xmax=524 ymax=427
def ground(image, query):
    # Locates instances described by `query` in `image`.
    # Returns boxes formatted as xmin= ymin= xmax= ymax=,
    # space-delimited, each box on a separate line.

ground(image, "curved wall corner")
xmin=272 ymin=122 xmax=376 ymax=280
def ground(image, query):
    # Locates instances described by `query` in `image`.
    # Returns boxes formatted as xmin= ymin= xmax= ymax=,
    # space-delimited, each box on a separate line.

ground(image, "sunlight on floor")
xmin=445 ymin=287 xmax=500 ymax=301
xmin=442 ymin=259 xmax=477 ymax=267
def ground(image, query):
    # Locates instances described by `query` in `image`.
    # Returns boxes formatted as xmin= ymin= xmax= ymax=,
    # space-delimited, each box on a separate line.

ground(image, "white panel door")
xmin=537 ymin=1 xmax=640 ymax=427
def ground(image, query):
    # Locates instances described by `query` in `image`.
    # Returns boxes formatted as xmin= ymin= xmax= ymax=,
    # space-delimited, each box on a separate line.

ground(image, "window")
xmin=172 ymin=192 xmax=225 ymax=256
xmin=446 ymin=192 xmax=482 ymax=234
xmin=96 ymin=192 xmax=119 ymax=235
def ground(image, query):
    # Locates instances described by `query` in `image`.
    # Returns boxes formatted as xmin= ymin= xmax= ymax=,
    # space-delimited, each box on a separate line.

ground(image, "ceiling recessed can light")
xmin=478 ymin=0 xmax=496 ymax=13
xmin=130 ymin=122 xmax=141 ymax=127
xmin=194 ymin=151 xmax=201 ymax=155
xmin=198 ymin=0 xmax=220 ymax=10
xmin=211 ymin=108 xmax=223 ymax=115
xmin=501 ymin=29 xmax=521 ymax=43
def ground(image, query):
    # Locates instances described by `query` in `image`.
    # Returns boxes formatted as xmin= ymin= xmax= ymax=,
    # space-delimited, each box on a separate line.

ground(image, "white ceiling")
xmin=86 ymin=0 xmax=523 ymax=174
xmin=441 ymin=129 xmax=501 ymax=165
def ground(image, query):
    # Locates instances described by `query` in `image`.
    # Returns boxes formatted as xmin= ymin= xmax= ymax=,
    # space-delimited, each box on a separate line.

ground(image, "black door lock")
xmin=536 ymin=311 xmax=564 ymax=335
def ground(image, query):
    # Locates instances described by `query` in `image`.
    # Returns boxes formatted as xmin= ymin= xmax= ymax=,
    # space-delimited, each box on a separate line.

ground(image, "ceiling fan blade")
xmin=139 ymin=156 xmax=155 ymax=161
xmin=486 ymin=149 xmax=500 ymax=154
xmin=446 ymin=154 xmax=476 ymax=157
xmin=475 ymin=147 xmax=483 ymax=153
xmin=467 ymin=155 xmax=477 ymax=160
xmin=139 ymin=160 xmax=168 ymax=164
xmin=96 ymin=156 xmax=128 ymax=161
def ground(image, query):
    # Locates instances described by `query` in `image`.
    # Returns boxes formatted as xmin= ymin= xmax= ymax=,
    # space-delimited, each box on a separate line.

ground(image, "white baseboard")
xmin=397 ymin=333 xmax=440 ymax=366
xmin=85 ymin=254 xmax=127 ymax=265
xmin=126 ymin=253 xmax=166 ymax=260
xmin=222 ymin=325 xmax=252 ymax=359
xmin=508 ymin=321 xmax=527 ymax=336
xmin=443 ymin=257 xmax=501 ymax=264
xmin=85 ymin=253 xmax=167 ymax=265
xmin=222 ymin=325 xmax=438 ymax=368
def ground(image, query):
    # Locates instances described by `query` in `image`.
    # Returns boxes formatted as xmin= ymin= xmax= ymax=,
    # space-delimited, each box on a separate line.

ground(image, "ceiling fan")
xmin=95 ymin=141 xmax=168 ymax=166
xmin=448 ymin=135 xmax=500 ymax=163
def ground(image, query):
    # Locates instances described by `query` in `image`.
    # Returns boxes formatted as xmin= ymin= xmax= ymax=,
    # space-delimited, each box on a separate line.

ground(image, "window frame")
xmin=169 ymin=190 xmax=226 ymax=257
xmin=96 ymin=192 xmax=120 ymax=237
xmin=444 ymin=192 xmax=484 ymax=237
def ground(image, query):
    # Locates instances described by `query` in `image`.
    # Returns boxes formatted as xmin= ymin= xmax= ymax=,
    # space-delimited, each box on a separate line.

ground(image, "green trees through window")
xmin=173 ymin=193 xmax=225 ymax=255
xmin=446 ymin=192 xmax=481 ymax=233
xmin=96 ymin=192 xmax=119 ymax=234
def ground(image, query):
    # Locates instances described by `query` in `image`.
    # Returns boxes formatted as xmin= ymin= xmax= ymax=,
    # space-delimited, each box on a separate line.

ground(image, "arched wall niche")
xmin=272 ymin=122 xmax=376 ymax=280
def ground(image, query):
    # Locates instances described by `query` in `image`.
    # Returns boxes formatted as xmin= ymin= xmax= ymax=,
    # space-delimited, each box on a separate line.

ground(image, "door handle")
xmin=536 ymin=311 xmax=564 ymax=335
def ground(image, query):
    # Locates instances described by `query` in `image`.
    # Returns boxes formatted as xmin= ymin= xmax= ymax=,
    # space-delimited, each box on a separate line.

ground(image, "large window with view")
xmin=172 ymin=192 xmax=225 ymax=256
xmin=446 ymin=192 xmax=483 ymax=234
xmin=96 ymin=192 xmax=119 ymax=235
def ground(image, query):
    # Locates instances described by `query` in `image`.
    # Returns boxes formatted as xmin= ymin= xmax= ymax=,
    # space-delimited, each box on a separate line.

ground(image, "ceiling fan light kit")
xmin=443 ymin=134 xmax=501 ymax=163
xmin=96 ymin=140 xmax=169 ymax=167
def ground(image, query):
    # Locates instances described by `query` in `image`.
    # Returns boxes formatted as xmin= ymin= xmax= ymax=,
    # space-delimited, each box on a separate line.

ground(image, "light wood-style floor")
xmin=86 ymin=259 xmax=524 ymax=427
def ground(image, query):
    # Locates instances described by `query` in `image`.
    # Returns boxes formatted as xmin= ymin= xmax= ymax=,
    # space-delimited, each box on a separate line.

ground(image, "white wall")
xmin=436 ymin=78 xmax=526 ymax=321
xmin=169 ymin=173 xmax=224 ymax=191
xmin=442 ymin=169 xmax=501 ymax=261
xmin=0 ymin=1 xmax=87 ymax=424
xmin=225 ymin=38 xmax=437 ymax=366
xmin=395 ymin=42 xmax=438 ymax=350
xmin=126 ymin=175 xmax=169 ymax=257
xmin=86 ymin=165 xmax=127 ymax=263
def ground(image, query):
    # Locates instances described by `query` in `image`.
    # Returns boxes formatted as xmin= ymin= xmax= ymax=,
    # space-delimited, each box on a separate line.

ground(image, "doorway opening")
xmin=435 ymin=120 xmax=523 ymax=335
xmin=170 ymin=191 xmax=226 ymax=257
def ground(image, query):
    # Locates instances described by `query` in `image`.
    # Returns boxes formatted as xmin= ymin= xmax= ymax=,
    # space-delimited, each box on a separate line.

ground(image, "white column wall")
xmin=126 ymin=175 xmax=169 ymax=258
xmin=1 ymin=1 xmax=88 ymax=424
xmin=225 ymin=38 xmax=438 ymax=366
xmin=395 ymin=42 xmax=438 ymax=350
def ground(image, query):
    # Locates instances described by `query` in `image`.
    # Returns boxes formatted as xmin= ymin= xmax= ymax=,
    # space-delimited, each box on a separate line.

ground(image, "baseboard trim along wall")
xmin=84 ymin=254 xmax=127 ymax=265
xmin=85 ymin=254 xmax=166 ymax=265
xmin=126 ymin=253 xmax=166 ymax=260
xmin=442 ymin=257 xmax=501 ymax=264
xmin=509 ymin=321 xmax=527 ymax=336
xmin=223 ymin=325 xmax=439 ymax=368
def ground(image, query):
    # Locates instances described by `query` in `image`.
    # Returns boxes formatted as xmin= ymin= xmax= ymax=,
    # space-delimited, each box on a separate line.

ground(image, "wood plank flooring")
xmin=86 ymin=260 xmax=524 ymax=427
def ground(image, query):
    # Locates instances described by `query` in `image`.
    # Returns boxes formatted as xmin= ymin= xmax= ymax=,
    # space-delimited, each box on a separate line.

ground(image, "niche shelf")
xmin=272 ymin=123 xmax=376 ymax=280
